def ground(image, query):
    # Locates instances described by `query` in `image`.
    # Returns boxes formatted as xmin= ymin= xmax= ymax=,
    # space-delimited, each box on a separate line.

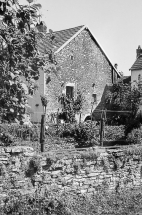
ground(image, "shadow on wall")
xmin=84 ymin=84 xmax=112 ymax=122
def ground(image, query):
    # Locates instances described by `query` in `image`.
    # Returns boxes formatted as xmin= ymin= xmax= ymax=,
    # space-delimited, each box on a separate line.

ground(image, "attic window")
xmin=70 ymin=51 xmax=74 ymax=60
xmin=92 ymin=94 xmax=97 ymax=103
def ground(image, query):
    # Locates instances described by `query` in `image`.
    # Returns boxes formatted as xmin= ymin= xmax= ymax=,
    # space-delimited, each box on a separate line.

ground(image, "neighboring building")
xmin=29 ymin=25 xmax=120 ymax=122
xmin=130 ymin=45 xmax=142 ymax=87
xmin=118 ymin=76 xmax=131 ymax=84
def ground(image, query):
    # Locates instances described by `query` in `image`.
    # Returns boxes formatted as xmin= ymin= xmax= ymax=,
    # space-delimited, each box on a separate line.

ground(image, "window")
xmin=92 ymin=93 xmax=97 ymax=103
xmin=66 ymin=86 xmax=74 ymax=99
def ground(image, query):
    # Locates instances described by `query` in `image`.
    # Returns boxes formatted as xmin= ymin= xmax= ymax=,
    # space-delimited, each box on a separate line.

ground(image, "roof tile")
xmin=37 ymin=25 xmax=84 ymax=53
xmin=130 ymin=55 xmax=142 ymax=70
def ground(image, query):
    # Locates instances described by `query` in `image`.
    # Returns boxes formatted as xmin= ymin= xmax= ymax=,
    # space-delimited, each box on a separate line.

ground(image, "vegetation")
xmin=105 ymin=81 xmax=140 ymax=125
xmin=126 ymin=126 xmax=142 ymax=145
xmin=0 ymin=0 xmax=56 ymax=123
xmin=1 ymin=186 xmax=142 ymax=214
xmin=58 ymin=90 xmax=84 ymax=123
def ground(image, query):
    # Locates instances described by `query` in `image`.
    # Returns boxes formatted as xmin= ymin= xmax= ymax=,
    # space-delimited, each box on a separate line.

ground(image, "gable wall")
xmin=131 ymin=69 xmax=142 ymax=87
xmin=45 ymin=29 xmax=115 ymax=121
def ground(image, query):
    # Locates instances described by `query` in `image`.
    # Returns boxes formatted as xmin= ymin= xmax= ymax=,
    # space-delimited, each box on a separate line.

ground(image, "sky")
xmin=22 ymin=0 xmax=142 ymax=76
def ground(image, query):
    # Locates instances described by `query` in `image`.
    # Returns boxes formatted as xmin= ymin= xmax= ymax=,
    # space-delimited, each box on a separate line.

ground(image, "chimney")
xmin=114 ymin=63 xmax=118 ymax=70
xmin=136 ymin=45 xmax=142 ymax=58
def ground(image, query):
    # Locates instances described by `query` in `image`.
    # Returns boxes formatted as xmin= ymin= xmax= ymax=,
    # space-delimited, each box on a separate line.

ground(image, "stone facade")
xmin=0 ymin=145 xmax=142 ymax=205
xmin=45 ymin=29 xmax=119 ymax=121
xmin=30 ymin=28 xmax=119 ymax=122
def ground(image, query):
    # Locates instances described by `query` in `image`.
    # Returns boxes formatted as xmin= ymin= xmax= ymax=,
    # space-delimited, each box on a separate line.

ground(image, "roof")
xmin=130 ymin=54 xmax=142 ymax=71
xmin=37 ymin=25 xmax=84 ymax=53
xmin=118 ymin=76 xmax=131 ymax=84
xmin=37 ymin=25 xmax=120 ymax=77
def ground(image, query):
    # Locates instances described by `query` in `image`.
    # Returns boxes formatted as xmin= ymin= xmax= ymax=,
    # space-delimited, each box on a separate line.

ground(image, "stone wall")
xmin=0 ymin=146 xmax=142 ymax=205
xmin=45 ymin=29 xmax=117 ymax=121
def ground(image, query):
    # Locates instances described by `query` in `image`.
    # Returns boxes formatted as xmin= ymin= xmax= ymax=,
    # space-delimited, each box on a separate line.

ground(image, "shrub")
xmin=0 ymin=124 xmax=39 ymax=145
xmin=104 ymin=125 xmax=125 ymax=141
xmin=58 ymin=123 xmax=75 ymax=138
xmin=126 ymin=127 xmax=142 ymax=144
xmin=72 ymin=123 xmax=99 ymax=147
xmin=25 ymin=156 xmax=41 ymax=178
xmin=125 ymin=113 xmax=142 ymax=136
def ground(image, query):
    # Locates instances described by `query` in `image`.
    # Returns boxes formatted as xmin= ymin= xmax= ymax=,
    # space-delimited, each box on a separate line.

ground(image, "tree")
xmin=105 ymin=81 xmax=140 ymax=125
xmin=0 ymin=0 xmax=56 ymax=122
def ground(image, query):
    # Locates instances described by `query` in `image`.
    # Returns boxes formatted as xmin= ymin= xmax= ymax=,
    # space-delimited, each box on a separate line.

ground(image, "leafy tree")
xmin=0 ymin=0 xmax=56 ymax=122
xmin=105 ymin=81 xmax=140 ymax=125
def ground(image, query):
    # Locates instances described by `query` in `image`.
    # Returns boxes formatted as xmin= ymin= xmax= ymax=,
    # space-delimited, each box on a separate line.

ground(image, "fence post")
xmin=100 ymin=110 xmax=106 ymax=147
xmin=40 ymin=114 xmax=45 ymax=152
xmin=79 ymin=112 xmax=81 ymax=125
xmin=57 ymin=109 xmax=59 ymax=135
xmin=100 ymin=118 xmax=104 ymax=146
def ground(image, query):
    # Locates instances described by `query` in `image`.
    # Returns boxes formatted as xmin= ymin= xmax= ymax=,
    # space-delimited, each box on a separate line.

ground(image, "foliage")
xmin=41 ymin=95 xmax=48 ymax=113
xmin=0 ymin=123 xmax=39 ymax=145
xmin=55 ymin=122 xmax=99 ymax=147
xmin=105 ymin=82 xmax=140 ymax=125
xmin=72 ymin=123 xmax=99 ymax=147
xmin=58 ymin=123 xmax=75 ymax=138
xmin=104 ymin=125 xmax=125 ymax=141
xmin=58 ymin=90 xmax=84 ymax=123
xmin=1 ymin=186 xmax=142 ymax=214
xmin=125 ymin=112 xmax=142 ymax=136
xmin=0 ymin=0 xmax=56 ymax=122
xmin=25 ymin=155 xmax=41 ymax=178
xmin=126 ymin=126 xmax=142 ymax=145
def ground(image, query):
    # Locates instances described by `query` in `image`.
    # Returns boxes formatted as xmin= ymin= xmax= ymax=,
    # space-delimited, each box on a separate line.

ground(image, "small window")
xmin=92 ymin=94 xmax=97 ymax=103
xmin=66 ymin=86 xmax=74 ymax=100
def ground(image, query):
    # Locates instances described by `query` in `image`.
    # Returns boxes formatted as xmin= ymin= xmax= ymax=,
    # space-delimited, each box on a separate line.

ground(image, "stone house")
xmin=28 ymin=25 xmax=120 ymax=122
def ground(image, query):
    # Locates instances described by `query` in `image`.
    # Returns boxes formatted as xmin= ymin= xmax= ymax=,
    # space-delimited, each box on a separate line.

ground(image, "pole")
xmin=100 ymin=118 xmax=104 ymax=146
xmin=79 ymin=112 xmax=81 ymax=125
xmin=100 ymin=110 xmax=106 ymax=147
xmin=40 ymin=114 xmax=45 ymax=152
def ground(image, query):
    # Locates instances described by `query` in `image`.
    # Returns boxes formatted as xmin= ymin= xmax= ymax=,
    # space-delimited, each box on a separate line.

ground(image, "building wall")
xmin=131 ymin=69 xmax=142 ymax=87
xmin=45 ymin=29 xmax=116 ymax=121
xmin=28 ymin=68 xmax=45 ymax=123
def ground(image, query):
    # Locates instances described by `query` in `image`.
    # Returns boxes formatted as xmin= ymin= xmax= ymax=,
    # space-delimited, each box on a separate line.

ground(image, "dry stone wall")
xmin=0 ymin=146 xmax=142 ymax=205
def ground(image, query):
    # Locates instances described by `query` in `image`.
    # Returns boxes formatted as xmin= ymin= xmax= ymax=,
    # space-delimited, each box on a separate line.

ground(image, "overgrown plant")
xmin=1 ymin=186 xmax=142 ymax=215
xmin=105 ymin=82 xmax=140 ymax=125
xmin=58 ymin=90 xmax=84 ymax=123
xmin=0 ymin=0 xmax=57 ymax=122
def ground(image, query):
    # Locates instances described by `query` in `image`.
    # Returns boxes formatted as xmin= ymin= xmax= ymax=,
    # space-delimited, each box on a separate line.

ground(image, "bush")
xmin=125 ymin=113 xmax=142 ymax=136
xmin=49 ymin=122 xmax=99 ymax=147
xmin=72 ymin=123 xmax=99 ymax=147
xmin=104 ymin=126 xmax=125 ymax=141
xmin=0 ymin=124 xmax=39 ymax=145
xmin=126 ymin=127 xmax=142 ymax=144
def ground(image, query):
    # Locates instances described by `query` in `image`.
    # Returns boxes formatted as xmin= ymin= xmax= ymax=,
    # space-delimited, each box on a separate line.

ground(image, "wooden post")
xmin=40 ymin=114 xmax=45 ymax=152
xmin=57 ymin=109 xmax=59 ymax=135
xmin=100 ymin=118 xmax=104 ymax=146
xmin=79 ymin=112 xmax=81 ymax=125
xmin=90 ymin=102 xmax=94 ymax=132
xmin=100 ymin=110 xmax=106 ymax=147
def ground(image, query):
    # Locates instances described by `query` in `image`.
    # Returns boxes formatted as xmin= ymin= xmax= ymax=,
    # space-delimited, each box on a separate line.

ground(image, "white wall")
xmin=131 ymin=69 xmax=142 ymax=87
xmin=28 ymin=68 xmax=45 ymax=123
